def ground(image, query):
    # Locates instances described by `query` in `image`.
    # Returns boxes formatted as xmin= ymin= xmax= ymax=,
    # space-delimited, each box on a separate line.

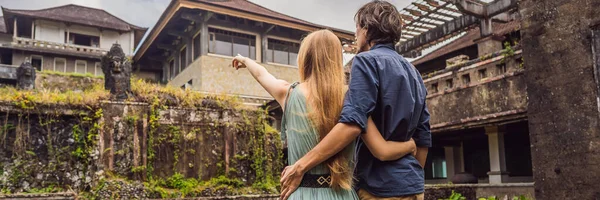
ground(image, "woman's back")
xmin=281 ymin=83 xmax=357 ymax=200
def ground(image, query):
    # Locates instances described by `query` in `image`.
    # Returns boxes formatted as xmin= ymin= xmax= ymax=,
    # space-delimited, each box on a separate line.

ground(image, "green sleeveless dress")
xmin=281 ymin=83 xmax=358 ymax=200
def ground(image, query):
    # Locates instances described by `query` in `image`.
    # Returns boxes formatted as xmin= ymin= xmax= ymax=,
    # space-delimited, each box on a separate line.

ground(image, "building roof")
xmin=0 ymin=16 xmax=5 ymax=33
xmin=192 ymin=0 xmax=354 ymax=36
xmin=135 ymin=0 xmax=355 ymax=61
xmin=1 ymin=4 xmax=147 ymax=32
xmin=412 ymin=20 xmax=520 ymax=66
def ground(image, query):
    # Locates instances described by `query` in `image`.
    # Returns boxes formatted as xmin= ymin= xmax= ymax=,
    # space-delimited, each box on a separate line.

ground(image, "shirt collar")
xmin=370 ymin=43 xmax=395 ymax=51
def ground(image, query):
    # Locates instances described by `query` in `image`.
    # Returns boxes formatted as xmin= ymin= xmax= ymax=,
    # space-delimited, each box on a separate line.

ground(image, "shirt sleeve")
xmin=413 ymin=102 xmax=432 ymax=147
xmin=338 ymin=55 xmax=378 ymax=133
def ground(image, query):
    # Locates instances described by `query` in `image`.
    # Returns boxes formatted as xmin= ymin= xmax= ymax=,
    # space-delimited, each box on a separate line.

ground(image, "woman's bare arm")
xmin=232 ymin=55 xmax=290 ymax=107
xmin=361 ymin=117 xmax=417 ymax=161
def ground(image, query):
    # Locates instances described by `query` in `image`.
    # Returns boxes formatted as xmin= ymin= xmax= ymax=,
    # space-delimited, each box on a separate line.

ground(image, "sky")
xmin=0 ymin=0 xmax=448 ymax=61
xmin=0 ymin=0 xmax=412 ymax=32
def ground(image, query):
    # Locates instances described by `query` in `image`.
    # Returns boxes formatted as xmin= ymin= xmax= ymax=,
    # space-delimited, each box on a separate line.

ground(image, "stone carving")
xmin=102 ymin=44 xmax=132 ymax=101
xmin=16 ymin=59 xmax=36 ymax=90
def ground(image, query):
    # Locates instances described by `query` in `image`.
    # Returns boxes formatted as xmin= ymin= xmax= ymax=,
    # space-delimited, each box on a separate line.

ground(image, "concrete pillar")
xmin=485 ymin=126 xmax=509 ymax=184
xmin=199 ymin=22 xmax=209 ymax=56
xmin=31 ymin=21 xmax=34 ymax=39
xmin=480 ymin=18 xmax=493 ymax=38
xmin=476 ymin=36 xmax=503 ymax=56
xmin=130 ymin=31 xmax=135 ymax=54
xmin=13 ymin=17 xmax=17 ymax=38
xmin=66 ymin=26 xmax=70 ymax=44
xmin=444 ymin=146 xmax=456 ymax=181
xmin=261 ymin=33 xmax=268 ymax=63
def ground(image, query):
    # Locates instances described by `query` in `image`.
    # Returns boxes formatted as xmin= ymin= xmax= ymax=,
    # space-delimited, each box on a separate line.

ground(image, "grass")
xmin=0 ymin=73 xmax=244 ymax=110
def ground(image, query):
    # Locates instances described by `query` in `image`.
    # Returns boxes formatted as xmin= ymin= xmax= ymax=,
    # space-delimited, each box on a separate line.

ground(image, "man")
xmin=280 ymin=1 xmax=431 ymax=199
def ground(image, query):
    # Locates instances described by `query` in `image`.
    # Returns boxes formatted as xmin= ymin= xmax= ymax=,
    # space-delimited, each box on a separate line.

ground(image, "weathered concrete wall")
xmin=520 ymin=0 xmax=600 ymax=199
xmin=424 ymin=52 xmax=526 ymax=132
xmin=0 ymin=105 xmax=100 ymax=193
xmin=35 ymin=72 xmax=103 ymax=92
xmin=170 ymin=55 xmax=299 ymax=98
xmin=34 ymin=20 xmax=135 ymax=55
xmin=0 ymin=100 xmax=282 ymax=197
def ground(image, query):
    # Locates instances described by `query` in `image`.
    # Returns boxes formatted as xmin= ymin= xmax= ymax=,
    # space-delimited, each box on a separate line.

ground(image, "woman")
xmin=231 ymin=30 xmax=416 ymax=199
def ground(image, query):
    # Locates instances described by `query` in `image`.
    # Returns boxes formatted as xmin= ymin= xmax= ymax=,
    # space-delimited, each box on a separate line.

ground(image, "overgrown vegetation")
xmin=440 ymin=190 xmax=532 ymax=200
xmin=0 ymin=72 xmax=282 ymax=197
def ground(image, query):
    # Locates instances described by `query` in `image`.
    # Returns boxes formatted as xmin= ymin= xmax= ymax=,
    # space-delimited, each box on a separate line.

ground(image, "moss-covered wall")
xmin=0 ymin=74 xmax=283 ymax=199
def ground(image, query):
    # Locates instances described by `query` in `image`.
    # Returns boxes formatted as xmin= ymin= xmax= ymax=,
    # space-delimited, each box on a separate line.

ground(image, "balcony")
xmin=422 ymin=47 xmax=527 ymax=132
xmin=11 ymin=37 xmax=107 ymax=56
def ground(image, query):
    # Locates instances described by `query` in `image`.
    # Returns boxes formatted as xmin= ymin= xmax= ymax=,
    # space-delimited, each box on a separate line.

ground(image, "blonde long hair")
xmin=297 ymin=30 xmax=353 ymax=190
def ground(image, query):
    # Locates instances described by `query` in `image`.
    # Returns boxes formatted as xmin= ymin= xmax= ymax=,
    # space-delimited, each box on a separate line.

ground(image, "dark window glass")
xmin=170 ymin=60 xmax=175 ymax=79
xmin=208 ymin=28 xmax=256 ymax=59
xmin=180 ymin=47 xmax=187 ymax=72
xmin=267 ymin=38 xmax=299 ymax=66
xmin=193 ymin=34 xmax=201 ymax=59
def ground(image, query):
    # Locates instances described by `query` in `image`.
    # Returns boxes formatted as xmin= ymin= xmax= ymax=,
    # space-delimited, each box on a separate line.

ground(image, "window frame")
xmin=180 ymin=45 xmax=187 ymax=72
xmin=266 ymin=36 xmax=301 ymax=68
xmin=95 ymin=62 xmax=102 ymax=76
xmin=30 ymin=55 xmax=43 ymax=71
xmin=53 ymin=57 xmax=67 ymax=72
xmin=192 ymin=31 xmax=201 ymax=61
xmin=75 ymin=59 xmax=87 ymax=74
xmin=207 ymin=25 xmax=259 ymax=61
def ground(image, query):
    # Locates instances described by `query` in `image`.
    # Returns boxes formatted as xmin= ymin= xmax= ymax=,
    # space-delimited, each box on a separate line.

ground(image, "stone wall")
xmin=0 ymin=98 xmax=282 ymax=198
xmin=424 ymin=50 xmax=526 ymax=132
xmin=519 ymin=0 xmax=600 ymax=199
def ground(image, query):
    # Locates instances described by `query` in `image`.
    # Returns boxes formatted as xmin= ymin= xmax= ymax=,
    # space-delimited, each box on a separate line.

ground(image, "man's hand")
xmin=409 ymin=138 xmax=418 ymax=157
xmin=280 ymin=164 xmax=304 ymax=200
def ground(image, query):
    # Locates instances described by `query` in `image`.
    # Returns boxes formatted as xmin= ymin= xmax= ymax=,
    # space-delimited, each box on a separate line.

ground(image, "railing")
xmin=0 ymin=64 xmax=18 ymax=79
xmin=422 ymin=47 xmax=523 ymax=97
xmin=12 ymin=37 xmax=107 ymax=55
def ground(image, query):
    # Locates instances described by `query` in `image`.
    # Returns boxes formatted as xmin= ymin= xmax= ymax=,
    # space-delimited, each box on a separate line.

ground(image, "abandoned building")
xmin=0 ymin=4 xmax=147 ymax=83
xmin=378 ymin=0 xmax=534 ymax=197
xmin=133 ymin=0 xmax=355 ymax=106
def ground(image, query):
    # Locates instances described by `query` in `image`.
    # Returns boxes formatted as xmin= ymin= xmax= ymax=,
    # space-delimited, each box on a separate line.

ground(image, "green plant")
xmin=440 ymin=190 xmax=466 ymax=200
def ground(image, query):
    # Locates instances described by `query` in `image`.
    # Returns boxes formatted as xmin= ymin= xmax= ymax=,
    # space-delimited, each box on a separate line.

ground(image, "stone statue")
xmin=16 ymin=59 xmax=36 ymax=90
xmin=102 ymin=44 xmax=132 ymax=100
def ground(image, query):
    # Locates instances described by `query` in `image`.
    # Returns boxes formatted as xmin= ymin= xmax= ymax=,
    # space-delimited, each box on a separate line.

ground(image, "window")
xmin=208 ymin=28 xmax=256 ymax=59
xmin=180 ymin=47 xmax=187 ymax=71
xmin=70 ymin=32 xmax=100 ymax=47
xmin=169 ymin=59 xmax=176 ymax=79
xmin=193 ymin=33 xmax=201 ymax=60
xmin=516 ymin=57 xmax=524 ymax=69
xmin=496 ymin=63 xmax=506 ymax=75
xmin=445 ymin=79 xmax=453 ymax=90
xmin=75 ymin=60 xmax=87 ymax=74
xmin=54 ymin=58 xmax=66 ymax=72
xmin=478 ymin=68 xmax=488 ymax=79
xmin=462 ymin=74 xmax=471 ymax=86
xmin=95 ymin=62 xmax=103 ymax=76
xmin=431 ymin=83 xmax=439 ymax=93
xmin=424 ymin=147 xmax=447 ymax=179
xmin=267 ymin=38 xmax=300 ymax=66
xmin=31 ymin=55 xmax=42 ymax=71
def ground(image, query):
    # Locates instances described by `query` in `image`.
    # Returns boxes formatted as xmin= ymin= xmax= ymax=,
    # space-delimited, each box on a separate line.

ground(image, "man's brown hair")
xmin=355 ymin=0 xmax=403 ymax=45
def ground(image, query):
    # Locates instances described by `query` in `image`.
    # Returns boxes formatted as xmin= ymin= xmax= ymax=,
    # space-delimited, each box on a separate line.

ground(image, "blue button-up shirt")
xmin=339 ymin=43 xmax=431 ymax=197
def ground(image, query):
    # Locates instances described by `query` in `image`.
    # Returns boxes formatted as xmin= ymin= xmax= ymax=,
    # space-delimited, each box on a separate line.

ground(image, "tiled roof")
xmin=0 ymin=16 xmax=5 ymax=33
xmin=1 ymin=4 xmax=146 ymax=32
xmin=412 ymin=20 xmax=521 ymax=66
xmin=192 ymin=0 xmax=354 ymax=36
